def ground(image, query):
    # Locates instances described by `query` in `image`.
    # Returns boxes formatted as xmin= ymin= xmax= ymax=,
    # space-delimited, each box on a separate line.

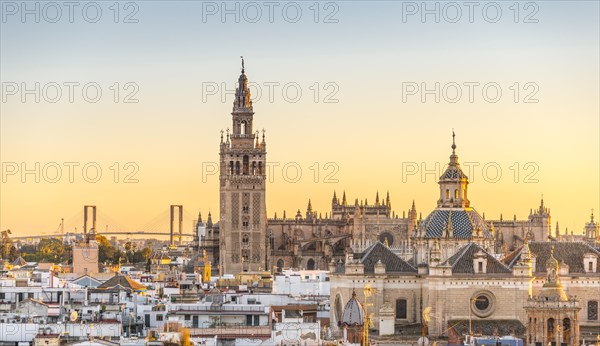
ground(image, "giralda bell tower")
xmin=219 ymin=58 xmax=268 ymax=274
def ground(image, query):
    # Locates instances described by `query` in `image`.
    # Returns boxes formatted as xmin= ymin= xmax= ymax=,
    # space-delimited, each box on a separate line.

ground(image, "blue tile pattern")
xmin=422 ymin=208 xmax=491 ymax=239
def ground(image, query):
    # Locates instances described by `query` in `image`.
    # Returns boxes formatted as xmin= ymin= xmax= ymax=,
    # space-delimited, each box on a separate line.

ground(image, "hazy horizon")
xmin=1 ymin=1 xmax=598 ymax=236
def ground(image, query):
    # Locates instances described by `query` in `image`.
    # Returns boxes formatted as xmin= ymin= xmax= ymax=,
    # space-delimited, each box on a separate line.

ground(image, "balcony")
xmin=171 ymin=305 xmax=267 ymax=314
xmin=155 ymin=325 xmax=272 ymax=339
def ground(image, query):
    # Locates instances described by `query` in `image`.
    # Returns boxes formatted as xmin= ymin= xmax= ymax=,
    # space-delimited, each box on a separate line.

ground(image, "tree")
xmin=38 ymin=238 xmax=67 ymax=262
xmin=18 ymin=238 xmax=68 ymax=263
xmin=96 ymin=235 xmax=119 ymax=265
xmin=142 ymin=246 xmax=152 ymax=261
xmin=1 ymin=229 xmax=17 ymax=261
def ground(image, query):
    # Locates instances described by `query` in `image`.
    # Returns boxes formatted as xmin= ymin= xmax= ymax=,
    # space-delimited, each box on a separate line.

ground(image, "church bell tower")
xmin=219 ymin=58 xmax=268 ymax=274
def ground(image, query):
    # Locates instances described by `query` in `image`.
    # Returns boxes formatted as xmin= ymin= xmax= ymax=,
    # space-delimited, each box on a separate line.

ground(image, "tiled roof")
xmin=12 ymin=257 xmax=27 ymax=266
xmin=358 ymin=242 xmax=417 ymax=274
xmin=72 ymin=275 xmax=103 ymax=288
xmin=98 ymin=274 xmax=147 ymax=291
xmin=442 ymin=243 xmax=511 ymax=274
xmin=341 ymin=291 xmax=364 ymax=326
xmin=421 ymin=208 xmax=492 ymax=239
xmin=449 ymin=319 xmax=525 ymax=336
xmin=440 ymin=164 xmax=468 ymax=180
xmin=151 ymin=252 xmax=171 ymax=260
xmin=500 ymin=246 xmax=522 ymax=268
xmin=505 ymin=241 xmax=600 ymax=274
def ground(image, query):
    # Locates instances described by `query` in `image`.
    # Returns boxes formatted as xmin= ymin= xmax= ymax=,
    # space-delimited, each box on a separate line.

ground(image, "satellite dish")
xmin=70 ymin=311 xmax=78 ymax=322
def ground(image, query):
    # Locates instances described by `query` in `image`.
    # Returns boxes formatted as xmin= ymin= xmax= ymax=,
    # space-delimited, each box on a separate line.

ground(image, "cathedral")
xmin=200 ymin=61 xmax=419 ymax=274
xmin=328 ymin=135 xmax=600 ymax=343
xmin=198 ymin=62 xmax=600 ymax=341
xmin=199 ymin=61 xmax=599 ymax=275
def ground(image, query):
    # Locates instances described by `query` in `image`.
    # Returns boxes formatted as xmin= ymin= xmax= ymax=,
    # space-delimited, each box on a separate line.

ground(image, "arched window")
xmin=307 ymin=259 xmax=315 ymax=270
xmin=396 ymin=299 xmax=407 ymax=319
xmin=242 ymin=234 xmax=249 ymax=245
xmin=562 ymin=318 xmax=571 ymax=342
xmin=252 ymin=162 xmax=257 ymax=175
xmin=258 ymin=162 xmax=263 ymax=175
xmin=547 ymin=318 xmax=555 ymax=342
xmin=235 ymin=161 xmax=240 ymax=175
xmin=454 ymin=189 xmax=459 ymax=199
xmin=445 ymin=189 xmax=450 ymax=199
xmin=334 ymin=295 xmax=343 ymax=323
xmin=589 ymin=301 xmax=598 ymax=320
xmin=229 ymin=161 xmax=234 ymax=175
xmin=240 ymin=121 xmax=246 ymax=135
xmin=276 ymin=259 xmax=284 ymax=272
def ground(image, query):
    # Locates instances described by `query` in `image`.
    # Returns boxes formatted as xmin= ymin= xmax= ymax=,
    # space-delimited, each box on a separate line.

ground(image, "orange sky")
xmin=1 ymin=1 xmax=598 ymax=237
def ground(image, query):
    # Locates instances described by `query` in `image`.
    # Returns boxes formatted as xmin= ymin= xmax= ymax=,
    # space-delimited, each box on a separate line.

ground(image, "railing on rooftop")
xmin=153 ymin=325 xmax=271 ymax=338
xmin=172 ymin=305 xmax=266 ymax=313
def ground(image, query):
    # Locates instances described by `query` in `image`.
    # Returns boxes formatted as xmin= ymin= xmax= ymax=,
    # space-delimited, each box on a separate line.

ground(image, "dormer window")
xmin=446 ymin=189 xmax=450 ymax=199
xmin=473 ymin=250 xmax=487 ymax=273
xmin=583 ymin=253 xmax=597 ymax=273
xmin=454 ymin=189 xmax=459 ymax=199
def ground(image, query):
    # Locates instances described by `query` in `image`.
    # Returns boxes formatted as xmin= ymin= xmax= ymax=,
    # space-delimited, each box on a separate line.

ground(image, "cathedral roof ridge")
xmin=358 ymin=241 xmax=417 ymax=274
xmin=524 ymin=242 xmax=600 ymax=274
xmin=443 ymin=242 xmax=511 ymax=274
xmin=501 ymin=244 xmax=526 ymax=268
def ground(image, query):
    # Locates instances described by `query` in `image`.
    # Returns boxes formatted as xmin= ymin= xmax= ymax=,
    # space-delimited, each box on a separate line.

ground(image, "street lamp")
xmin=469 ymin=297 xmax=487 ymax=342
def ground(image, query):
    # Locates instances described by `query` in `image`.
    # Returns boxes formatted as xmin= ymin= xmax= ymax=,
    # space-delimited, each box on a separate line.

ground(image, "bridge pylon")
xmin=170 ymin=205 xmax=183 ymax=246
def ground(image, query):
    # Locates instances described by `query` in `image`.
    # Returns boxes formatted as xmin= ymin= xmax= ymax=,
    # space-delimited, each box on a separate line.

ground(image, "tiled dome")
xmin=341 ymin=290 xmax=364 ymax=326
xmin=421 ymin=208 xmax=492 ymax=239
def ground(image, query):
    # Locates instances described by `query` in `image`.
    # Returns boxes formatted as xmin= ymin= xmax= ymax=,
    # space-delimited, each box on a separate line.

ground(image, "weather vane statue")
xmin=240 ymin=56 xmax=245 ymax=73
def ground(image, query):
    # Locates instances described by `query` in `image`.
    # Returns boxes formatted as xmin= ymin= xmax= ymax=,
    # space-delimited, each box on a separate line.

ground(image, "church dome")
xmin=419 ymin=132 xmax=492 ymax=239
xmin=340 ymin=290 xmax=364 ymax=326
xmin=421 ymin=208 xmax=492 ymax=239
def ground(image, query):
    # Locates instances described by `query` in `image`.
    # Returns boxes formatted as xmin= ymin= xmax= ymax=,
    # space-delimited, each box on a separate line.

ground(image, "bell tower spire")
xmin=233 ymin=56 xmax=253 ymax=120
xmin=219 ymin=58 xmax=268 ymax=275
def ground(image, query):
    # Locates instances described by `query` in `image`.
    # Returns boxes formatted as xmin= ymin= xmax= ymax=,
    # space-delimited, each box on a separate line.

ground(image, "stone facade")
xmin=72 ymin=231 xmax=99 ymax=275
xmin=218 ymin=60 xmax=268 ymax=275
xmin=330 ymin=137 xmax=600 ymax=342
xmin=525 ymin=246 xmax=581 ymax=346
xmin=268 ymin=195 xmax=416 ymax=271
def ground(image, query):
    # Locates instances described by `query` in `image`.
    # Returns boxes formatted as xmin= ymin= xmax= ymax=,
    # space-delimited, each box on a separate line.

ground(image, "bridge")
xmin=11 ymin=205 xmax=200 ymax=246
